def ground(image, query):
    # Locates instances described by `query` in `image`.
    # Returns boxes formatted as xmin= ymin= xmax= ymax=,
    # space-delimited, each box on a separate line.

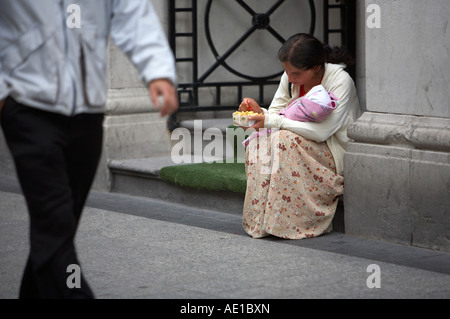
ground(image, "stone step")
xmin=108 ymin=155 xmax=345 ymax=232
xmin=109 ymin=118 xmax=246 ymax=215
xmin=175 ymin=118 xmax=248 ymax=160
xmin=109 ymin=155 xmax=245 ymax=215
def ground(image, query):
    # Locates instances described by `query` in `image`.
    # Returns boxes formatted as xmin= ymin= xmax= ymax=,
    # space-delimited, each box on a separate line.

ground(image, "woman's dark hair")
xmin=277 ymin=33 xmax=355 ymax=70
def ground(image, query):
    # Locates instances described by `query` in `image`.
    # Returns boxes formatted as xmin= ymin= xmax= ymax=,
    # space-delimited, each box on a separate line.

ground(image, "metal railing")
xmin=168 ymin=0 xmax=355 ymax=128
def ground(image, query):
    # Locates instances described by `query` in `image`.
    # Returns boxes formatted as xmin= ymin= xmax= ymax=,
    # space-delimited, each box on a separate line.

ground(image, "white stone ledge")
xmin=348 ymin=112 xmax=450 ymax=152
xmin=105 ymin=88 xmax=156 ymax=115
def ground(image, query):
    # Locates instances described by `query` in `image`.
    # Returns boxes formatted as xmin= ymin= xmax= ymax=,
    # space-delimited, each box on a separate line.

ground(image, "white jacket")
xmin=0 ymin=0 xmax=176 ymax=116
xmin=264 ymin=63 xmax=361 ymax=175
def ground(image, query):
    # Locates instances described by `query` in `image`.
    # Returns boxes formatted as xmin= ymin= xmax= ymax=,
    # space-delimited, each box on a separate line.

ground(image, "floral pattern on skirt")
xmin=243 ymin=129 xmax=344 ymax=239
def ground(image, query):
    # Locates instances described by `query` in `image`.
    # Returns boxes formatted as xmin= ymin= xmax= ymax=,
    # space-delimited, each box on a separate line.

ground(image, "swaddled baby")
xmin=279 ymin=85 xmax=339 ymax=122
xmin=242 ymin=85 xmax=340 ymax=148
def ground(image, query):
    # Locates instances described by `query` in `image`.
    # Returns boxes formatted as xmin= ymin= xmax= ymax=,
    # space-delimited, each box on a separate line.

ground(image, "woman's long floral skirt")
xmin=243 ymin=130 xmax=344 ymax=239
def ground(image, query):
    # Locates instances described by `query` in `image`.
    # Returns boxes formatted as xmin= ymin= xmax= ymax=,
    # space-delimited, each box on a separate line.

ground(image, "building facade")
xmin=0 ymin=0 xmax=448 ymax=252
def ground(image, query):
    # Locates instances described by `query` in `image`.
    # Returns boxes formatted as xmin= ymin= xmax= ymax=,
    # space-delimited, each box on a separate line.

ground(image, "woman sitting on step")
xmin=239 ymin=33 xmax=361 ymax=239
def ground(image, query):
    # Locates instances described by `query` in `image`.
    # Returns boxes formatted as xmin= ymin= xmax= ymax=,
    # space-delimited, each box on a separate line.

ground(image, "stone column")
xmin=345 ymin=0 xmax=450 ymax=252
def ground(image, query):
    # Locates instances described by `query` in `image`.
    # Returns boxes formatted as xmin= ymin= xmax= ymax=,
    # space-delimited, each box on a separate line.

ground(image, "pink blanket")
xmin=279 ymin=85 xmax=339 ymax=123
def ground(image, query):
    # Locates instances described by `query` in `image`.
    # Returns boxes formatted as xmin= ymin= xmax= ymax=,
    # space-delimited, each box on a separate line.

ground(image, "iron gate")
xmin=168 ymin=0 xmax=356 ymax=128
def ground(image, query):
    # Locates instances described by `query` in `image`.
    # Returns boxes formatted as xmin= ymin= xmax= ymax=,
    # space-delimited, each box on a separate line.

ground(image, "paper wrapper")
xmin=233 ymin=111 xmax=257 ymax=127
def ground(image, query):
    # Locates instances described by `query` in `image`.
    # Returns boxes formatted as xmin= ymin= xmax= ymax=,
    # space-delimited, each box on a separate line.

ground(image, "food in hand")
xmin=233 ymin=111 xmax=257 ymax=127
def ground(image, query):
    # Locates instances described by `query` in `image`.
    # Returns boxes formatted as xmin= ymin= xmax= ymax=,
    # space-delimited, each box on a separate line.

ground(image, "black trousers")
xmin=1 ymin=98 xmax=104 ymax=299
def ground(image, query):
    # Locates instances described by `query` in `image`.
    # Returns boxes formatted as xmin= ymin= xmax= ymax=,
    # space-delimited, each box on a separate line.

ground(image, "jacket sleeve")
xmin=109 ymin=0 xmax=177 ymax=86
xmin=264 ymin=70 xmax=355 ymax=143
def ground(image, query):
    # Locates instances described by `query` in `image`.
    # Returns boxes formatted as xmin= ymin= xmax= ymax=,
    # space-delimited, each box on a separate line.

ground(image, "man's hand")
xmin=0 ymin=98 xmax=5 ymax=118
xmin=148 ymin=79 xmax=179 ymax=117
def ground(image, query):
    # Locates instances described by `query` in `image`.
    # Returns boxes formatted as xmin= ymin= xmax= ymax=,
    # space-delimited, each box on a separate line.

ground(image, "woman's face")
xmin=282 ymin=62 xmax=320 ymax=87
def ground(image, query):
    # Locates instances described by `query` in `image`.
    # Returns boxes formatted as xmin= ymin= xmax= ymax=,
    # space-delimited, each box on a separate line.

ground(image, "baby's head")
xmin=305 ymin=85 xmax=339 ymax=109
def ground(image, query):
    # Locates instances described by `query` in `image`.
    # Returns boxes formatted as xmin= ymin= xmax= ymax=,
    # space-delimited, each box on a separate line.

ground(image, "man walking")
xmin=0 ymin=0 xmax=178 ymax=298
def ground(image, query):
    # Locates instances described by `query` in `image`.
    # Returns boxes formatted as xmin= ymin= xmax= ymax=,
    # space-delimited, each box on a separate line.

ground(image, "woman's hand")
xmin=248 ymin=114 xmax=265 ymax=130
xmin=239 ymin=98 xmax=263 ymax=114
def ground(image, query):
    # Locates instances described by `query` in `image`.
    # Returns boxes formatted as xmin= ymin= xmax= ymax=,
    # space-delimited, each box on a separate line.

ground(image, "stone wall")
xmin=345 ymin=0 xmax=450 ymax=252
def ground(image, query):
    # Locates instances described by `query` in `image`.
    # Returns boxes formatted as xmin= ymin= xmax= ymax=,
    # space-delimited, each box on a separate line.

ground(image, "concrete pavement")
xmin=1 ymin=174 xmax=449 ymax=300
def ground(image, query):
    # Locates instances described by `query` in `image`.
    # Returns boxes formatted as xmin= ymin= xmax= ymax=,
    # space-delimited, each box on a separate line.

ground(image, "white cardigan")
xmin=263 ymin=63 xmax=361 ymax=176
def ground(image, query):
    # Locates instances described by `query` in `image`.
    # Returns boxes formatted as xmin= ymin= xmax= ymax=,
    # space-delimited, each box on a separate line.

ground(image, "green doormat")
xmin=159 ymin=162 xmax=247 ymax=194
